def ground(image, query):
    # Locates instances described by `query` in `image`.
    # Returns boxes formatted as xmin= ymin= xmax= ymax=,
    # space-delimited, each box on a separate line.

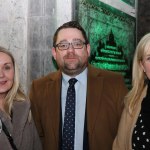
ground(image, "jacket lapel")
xmin=87 ymin=65 xmax=104 ymax=134
xmin=46 ymin=71 xmax=62 ymax=148
xmin=12 ymin=101 xmax=30 ymax=148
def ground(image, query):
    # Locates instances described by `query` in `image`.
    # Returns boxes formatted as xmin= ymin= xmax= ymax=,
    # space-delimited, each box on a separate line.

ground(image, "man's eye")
xmin=59 ymin=43 xmax=68 ymax=48
xmin=74 ymin=42 xmax=82 ymax=47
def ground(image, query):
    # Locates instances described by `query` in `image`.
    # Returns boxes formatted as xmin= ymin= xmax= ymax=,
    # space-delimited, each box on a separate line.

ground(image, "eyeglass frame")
xmin=54 ymin=40 xmax=87 ymax=51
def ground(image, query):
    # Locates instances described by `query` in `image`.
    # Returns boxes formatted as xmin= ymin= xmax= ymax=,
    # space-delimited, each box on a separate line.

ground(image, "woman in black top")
xmin=113 ymin=33 xmax=150 ymax=150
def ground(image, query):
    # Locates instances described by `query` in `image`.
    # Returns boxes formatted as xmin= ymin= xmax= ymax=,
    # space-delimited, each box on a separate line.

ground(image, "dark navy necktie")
xmin=62 ymin=78 xmax=77 ymax=150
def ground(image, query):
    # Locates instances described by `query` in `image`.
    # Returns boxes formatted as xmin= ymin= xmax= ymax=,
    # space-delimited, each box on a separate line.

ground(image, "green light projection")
xmin=120 ymin=0 xmax=135 ymax=7
xmin=77 ymin=0 xmax=136 ymax=88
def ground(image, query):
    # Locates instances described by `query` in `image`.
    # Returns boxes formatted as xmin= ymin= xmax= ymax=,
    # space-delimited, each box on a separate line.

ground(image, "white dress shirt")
xmin=61 ymin=68 xmax=87 ymax=150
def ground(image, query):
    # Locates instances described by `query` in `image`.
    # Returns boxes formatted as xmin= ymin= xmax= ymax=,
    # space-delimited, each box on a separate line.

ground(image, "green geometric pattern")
xmin=121 ymin=0 xmax=135 ymax=7
xmin=77 ymin=0 xmax=136 ymax=88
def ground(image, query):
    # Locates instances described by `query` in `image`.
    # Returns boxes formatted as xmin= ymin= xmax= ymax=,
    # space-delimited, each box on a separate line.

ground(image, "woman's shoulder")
xmin=14 ymin=99 xmax=30 ymax=107
xmin=13 ymin=100 xmax=30 ymax=118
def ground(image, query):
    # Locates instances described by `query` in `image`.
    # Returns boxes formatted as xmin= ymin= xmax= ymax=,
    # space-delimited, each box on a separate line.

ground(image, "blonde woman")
xmin=113 ymin=33 xmax=150 ymax=150
xmin=0 ymin=47 xmax=42 ymax=150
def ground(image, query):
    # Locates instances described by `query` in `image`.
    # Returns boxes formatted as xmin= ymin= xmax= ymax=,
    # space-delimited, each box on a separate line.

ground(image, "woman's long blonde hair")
xmin=0 ymin=46 xmax=26 ymax=115
xmin=125 ymin=33 xmax=150 ymax=113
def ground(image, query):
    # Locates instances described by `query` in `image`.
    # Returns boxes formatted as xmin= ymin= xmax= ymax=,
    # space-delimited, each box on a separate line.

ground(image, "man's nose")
xmin=67 ymin=43 xmax=75 ymax=51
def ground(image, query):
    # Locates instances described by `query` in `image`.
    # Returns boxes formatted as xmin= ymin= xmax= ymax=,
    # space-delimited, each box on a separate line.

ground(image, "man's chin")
xmin=65 ymin=63 xmax=78 ymax=70
xmin=63 ymin=65 xmax=86 ymax=76
xmin=64 ymin=71 xmax=79 ymax=76
xmin=63 ymin=67 xmax=79 ymax=76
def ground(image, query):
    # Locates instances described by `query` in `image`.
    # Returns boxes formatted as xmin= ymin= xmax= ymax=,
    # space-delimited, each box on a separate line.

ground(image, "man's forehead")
xmin=58 ymin=38 xmax=83 ymax=43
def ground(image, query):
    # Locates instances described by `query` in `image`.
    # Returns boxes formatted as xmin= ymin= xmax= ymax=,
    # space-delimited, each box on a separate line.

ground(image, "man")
xmin=29 ymin=21 xmax=128 ymax=150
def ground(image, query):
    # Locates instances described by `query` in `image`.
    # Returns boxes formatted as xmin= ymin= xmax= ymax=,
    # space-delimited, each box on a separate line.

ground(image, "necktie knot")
xmin=68 ymin=78 xmax=77 ymax=86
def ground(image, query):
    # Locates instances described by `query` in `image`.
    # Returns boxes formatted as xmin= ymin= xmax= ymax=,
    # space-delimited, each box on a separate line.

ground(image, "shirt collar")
xmin=62 ymin=68 xmax=88 ymax=86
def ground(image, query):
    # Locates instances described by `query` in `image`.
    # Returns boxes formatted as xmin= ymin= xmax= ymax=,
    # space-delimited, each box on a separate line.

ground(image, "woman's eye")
xmin=146 ymin=57 xmax=150 ymax=61
xmin=4 ymin=66 xmax=11 ymax=70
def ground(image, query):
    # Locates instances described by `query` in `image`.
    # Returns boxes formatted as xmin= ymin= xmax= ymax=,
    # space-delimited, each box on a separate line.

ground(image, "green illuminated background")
xmin=121 ymin=0 xmax=135 ymax=7
xmin=77 ymin=0 xmax=136 ymax=88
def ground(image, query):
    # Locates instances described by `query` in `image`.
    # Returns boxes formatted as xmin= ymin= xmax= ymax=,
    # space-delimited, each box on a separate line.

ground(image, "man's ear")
xmin=52 ymin=47 xmax=56 ymax=60
xmin=87 ymin=44 xmax=91 ymax=57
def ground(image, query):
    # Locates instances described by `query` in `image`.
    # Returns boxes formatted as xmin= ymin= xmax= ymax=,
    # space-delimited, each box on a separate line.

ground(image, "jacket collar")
xmin=46 ymin=70 xmax=62 ymax=148
xmin=12 ymin=100 xmax=30 ymax=148
xmin=87 ymin=65 xmax=104 ymax=133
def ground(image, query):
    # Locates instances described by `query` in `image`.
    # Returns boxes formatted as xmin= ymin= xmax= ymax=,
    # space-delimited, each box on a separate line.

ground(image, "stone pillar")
xmin=27 ymin=0 xmax=73 ymax=91
xmin=0 ymin=0 xmax=28 ymax=93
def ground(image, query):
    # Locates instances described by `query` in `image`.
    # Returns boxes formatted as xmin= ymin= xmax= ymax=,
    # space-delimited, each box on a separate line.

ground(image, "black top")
xmin=132 ymin=80 xmax=150 ymax=149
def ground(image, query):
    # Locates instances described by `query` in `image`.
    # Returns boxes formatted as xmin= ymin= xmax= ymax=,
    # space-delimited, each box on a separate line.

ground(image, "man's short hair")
xmin=53 ymin=21 xmax=89 ymax=47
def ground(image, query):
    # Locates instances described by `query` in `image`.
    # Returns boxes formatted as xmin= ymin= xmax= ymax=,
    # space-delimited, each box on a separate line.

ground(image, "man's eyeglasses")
xmin=54 ymin=40 xmax=86 ymax=51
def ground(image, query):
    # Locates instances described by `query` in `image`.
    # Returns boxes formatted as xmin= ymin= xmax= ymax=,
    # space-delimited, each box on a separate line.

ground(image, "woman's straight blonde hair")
xmin=125 ymin=33 xmax=150 ymax=113
xmin=0 ymin=46 xmax=26 ymax=115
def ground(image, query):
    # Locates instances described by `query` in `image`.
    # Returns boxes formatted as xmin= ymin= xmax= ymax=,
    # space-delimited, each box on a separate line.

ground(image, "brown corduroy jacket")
xmin=30 ymin=64 xmax=128 ymax=150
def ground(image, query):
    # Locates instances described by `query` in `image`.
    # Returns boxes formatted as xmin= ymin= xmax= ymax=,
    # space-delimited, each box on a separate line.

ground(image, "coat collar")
xmin=46 ymin=70 xmax=62 ymax=148
xmin=13 ymin=100 xmax=30 ymax=147
xmin=87 ymin=65 xmax=104 ymax=133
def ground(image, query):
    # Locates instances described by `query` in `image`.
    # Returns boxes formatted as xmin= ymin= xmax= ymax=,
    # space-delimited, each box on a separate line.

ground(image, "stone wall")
xmin=27 ymin=0 xmax=73 ymax=91
xmin=0 ymin=0 xmax=28 ymax=93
